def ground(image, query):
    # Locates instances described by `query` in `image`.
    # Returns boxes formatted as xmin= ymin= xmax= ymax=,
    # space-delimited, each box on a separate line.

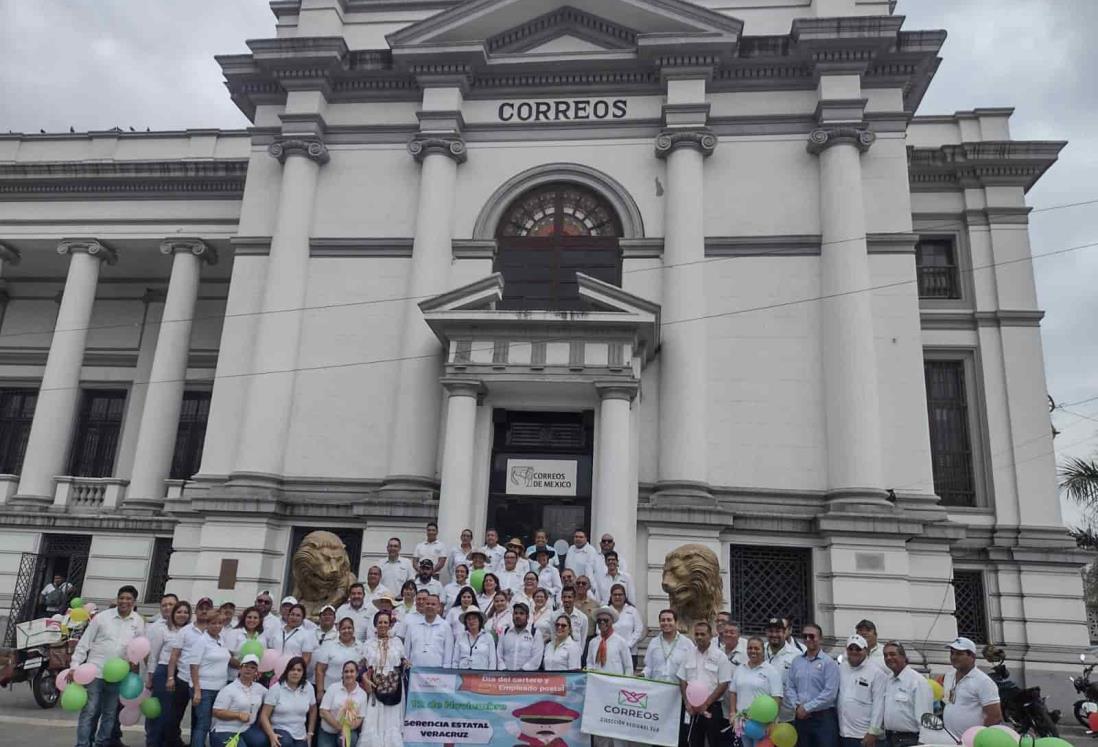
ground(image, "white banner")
xmin=581 ymin=672 xmax=682 ymax=747
xmin=505 ymin=458 xmax=578 ymax=496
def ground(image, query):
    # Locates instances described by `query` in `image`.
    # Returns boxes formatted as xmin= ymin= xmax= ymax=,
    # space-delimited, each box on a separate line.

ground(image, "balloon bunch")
xmin=56 ymin=637 xmax=162 ymax=723
xmin=62 ymin=597 xmax=97 ymax=625
xmin=470 ymin=569 xmax=486 ymax=593
xmin=927 ymin=677 xmax=944 ymax=702
xmin=732 ymin=695 xmax=796 ymax=747
xmin=963 ymin=725 xmax=1072 ymax=747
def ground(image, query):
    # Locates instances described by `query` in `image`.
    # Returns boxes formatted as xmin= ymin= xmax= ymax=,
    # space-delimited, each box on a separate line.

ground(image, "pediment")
xmin=386 ymin=0 xmax=742 ymax=67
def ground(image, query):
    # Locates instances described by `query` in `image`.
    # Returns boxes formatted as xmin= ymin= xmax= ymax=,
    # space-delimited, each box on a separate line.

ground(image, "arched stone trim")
xmin=472 ymin=163 xmax=645 ymax=240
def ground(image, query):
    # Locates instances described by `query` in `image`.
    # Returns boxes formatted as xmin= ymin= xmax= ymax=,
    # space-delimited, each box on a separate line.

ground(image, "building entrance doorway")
xmin=487 ymin=410 xmax=593 ymax=556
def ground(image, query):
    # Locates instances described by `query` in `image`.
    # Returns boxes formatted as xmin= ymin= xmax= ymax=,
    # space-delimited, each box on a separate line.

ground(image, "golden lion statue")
xmin=291 ymin=531 xmax=357 ymax=618
xmin=662 ymin=543 xmax=724 ymax=632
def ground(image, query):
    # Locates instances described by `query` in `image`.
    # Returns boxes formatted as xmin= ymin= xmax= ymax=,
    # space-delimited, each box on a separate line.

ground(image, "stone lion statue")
xmin=662 ymin=543 xmax=724 ymax=633
xmin=291 ymin=531 xmax=357 ymax=618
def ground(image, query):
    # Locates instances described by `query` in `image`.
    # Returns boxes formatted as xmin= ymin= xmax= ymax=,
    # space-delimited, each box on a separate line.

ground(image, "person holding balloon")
xmin=146 ymin=598 xmax=192 ymax=747
xmin=187 ymin=611 xmax=232 ymax=747
xmin=880 ymin=641 xmax=934 ymax=747
xmin=226 ymin=606 xmax=266 ymax=683
xmin=317 ymin=660 xmax=367 ymax=747
xmin=677 ymin=620 xmax=733 ymax=747
xmin=209 ymin=653 xmax=268 ymax=747
xmin=68 ymin=584 xmax=146 ymax=747
xmin=728 ymin=636 xmax=785 ymax=747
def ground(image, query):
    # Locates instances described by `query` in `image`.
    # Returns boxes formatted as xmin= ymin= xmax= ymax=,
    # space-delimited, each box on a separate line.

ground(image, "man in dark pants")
xmin=677 ymin=620 xmax=732 ymax=747
xmin=785 ymin=622 xmax=840 ymax=747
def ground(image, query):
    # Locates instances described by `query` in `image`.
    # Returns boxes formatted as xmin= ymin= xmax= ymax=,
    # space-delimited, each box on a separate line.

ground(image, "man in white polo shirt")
xmin=677 ymin=619 xmax=732 ymax=747
xmin=941 ymin=637 xmax=1002 ymax=738
xmin=414 ymin=521 xmax=448 ymax=578
xmin=837 ymin=634 xmax=885 ymax=747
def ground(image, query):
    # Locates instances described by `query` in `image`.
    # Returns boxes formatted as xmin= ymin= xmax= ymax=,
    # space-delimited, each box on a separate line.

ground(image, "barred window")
xmin=145 ymin=537 xmax=173 ymax=603
xmin=953 ymin=570 xmax=989 ymax=644
xmin=729 ymin=545 xmax=813 ymax=635
xmin=170 ymin=391 xmax=211 ymax=480
xmin=916 ymin=238 xmax=961 ymax=299
xmin=0 ymin=389 xmax=37 ymax=474
xmin=68 ymin=390 xmax=127 ymax=477
xmin=925 ymin=360 xmax=977 ymax=506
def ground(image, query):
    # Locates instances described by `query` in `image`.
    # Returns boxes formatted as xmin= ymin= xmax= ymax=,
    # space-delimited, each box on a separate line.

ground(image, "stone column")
xmin=126 ymin=239 xmax=217 ymax=509
xmin=382 ymin=96 xmax=466 ymax=499
xmin=15 ymin=239 xmax=116 ymax=504
xmin=233 ymin=138 xmax=328 ymax=477
xmin=594 ymin=382 xmax=638 ymax=571
xmin=436 ymin=378 xmax=481 ymax=547
xmin=653 ymin=128 xmax=716 ymax=504
xmin=807 ymin=126 xmax=886 ymax=504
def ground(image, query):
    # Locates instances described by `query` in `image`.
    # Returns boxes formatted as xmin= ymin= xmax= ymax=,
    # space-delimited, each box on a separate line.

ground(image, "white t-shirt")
xmin=211 ymin=679 xmax=267 ymax=734
xmin=942 ymin=667 xmax=999 ymax=737
xmin=677 ymin=645 xmax=733 ymax=690
xmin=265 ymin=625 xmax=318 ymax=658
xmin=315 ymin=640 xmax=364 ymax=690
xmin=319 ymin=683 xmax=369 ymax=734
xmin=184 ymin=632 xmax=231 ymax=691
xmin=414 ymin=540 xmax=448 ymax=568
xmin=264 ymin=681 xmax=315 ymax=740
xmin=731 ymin=662 xmax=784 ymax=709
xmin=334 ymin=602 xmax=373 ymax=643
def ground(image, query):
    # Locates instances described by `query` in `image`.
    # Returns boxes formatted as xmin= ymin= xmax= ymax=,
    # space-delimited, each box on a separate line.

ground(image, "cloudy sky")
xmin=1 ymin=0 xmax=1095 ymax=525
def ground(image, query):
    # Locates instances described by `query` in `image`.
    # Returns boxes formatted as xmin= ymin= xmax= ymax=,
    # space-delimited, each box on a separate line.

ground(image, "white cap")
xmin=240 ymin=654 xmax=261 ymax=666
xmin=280 ymin=596 xmax=297 ymax=606
xmin=947 ymin=636 xmax=977 ymax=654
xmin=846 ymin=634 xmax=868 ymax=650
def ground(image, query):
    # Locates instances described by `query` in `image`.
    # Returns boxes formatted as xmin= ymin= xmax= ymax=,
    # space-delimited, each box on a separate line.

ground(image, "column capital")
xmin=595 ymin=380 xmax=639 ymax=402
xmin=268 ymin=137 xmax=330 ymax=165
xmin=806 ymin=126 xmax=875 ymax=155
xmin=408 ymin=133 xmax=467 ymax=164
xmin=0 ymin=242 xmax=21 ymax=266
xmin=57 ymin=238 xmax=117 ymax=265
xmin=440 ymin=376 xmax=483 ymax=398
xmin=160 ymin=238 xmax=218 ymax=265
xmin=654 ymin=128 xmax=717 ymax=159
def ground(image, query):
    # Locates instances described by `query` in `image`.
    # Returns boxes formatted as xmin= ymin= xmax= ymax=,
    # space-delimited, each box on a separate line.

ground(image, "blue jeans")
xmin=317 ymin=729 xmax=359 ymax=747
xmin=209 ymin=726 xmax=270 ymax=747
xmin=190 ymin=689 xmax=218 ymax=747
xmin=76 ymin=678 xmax=121 ymax=747
xmin=146 ymin=664 xmax=171 ymax=747
xmin=272 ymin=729 xmax=308 ymax=747
xmin=793 ymin=708 xmax=840 ymax=747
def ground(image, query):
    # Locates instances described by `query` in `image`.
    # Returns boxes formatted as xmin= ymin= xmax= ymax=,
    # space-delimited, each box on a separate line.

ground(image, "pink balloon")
xmin=259 ymin=650 xmax=280 ymax=673
xmin=55 ymin=669 xmax=71 ymax=692
xmin=73 ymin=663 xmax=98 ymax=686
xmin=962 ymin=726 xmax=984 ymax=747
xmin=990 ymin=725 xmax=1020 ymax=743
xmin=118 ymin=705 xmax=141 ymax=726
xmin=125 ymin=636 xmax=151 ymax=664
xmin=685 ymin=680 xmax=710 ymax=708
xmin=272 ymin=653 xmax=294 ymax=681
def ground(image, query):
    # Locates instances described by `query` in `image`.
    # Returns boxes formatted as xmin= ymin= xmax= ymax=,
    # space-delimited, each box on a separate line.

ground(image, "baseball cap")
xmin=196 ymin=597 xmax=214 ymax=609
xmin=947 ymin=636 xmax=977 ymax=654
xmin=319 ymin=604 xmax=336 ymax=614
xmin=418 ymin=557 xmax=434 ymax=567
xmin=240 ymin=654 xmax=260 ymax=667
xmin=846 ymin=634 xmax=868 ymax=650
xmin=855 ymin=619 xmax=877 ymax=632
xmin=765 ymin=617 xmax=784 ymax=629
xmin=280 ymin=595 xmax=297 ymax=606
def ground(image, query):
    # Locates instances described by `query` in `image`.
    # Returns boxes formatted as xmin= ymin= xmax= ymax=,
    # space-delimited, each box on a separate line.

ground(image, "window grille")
xmin=916 ymin=238 xmax=961 ymax=299
xmin=952 ymin=570 xmax=989 ymax=644
xmin=0 ymin=388 xmax=37 ymax=474
xmin=170 ymin=391 xmax=211 ymax=480
xmin=729 ymin=545 xmax=813 ymax=635
xmin=925 ymin=361 xmax=977 ymax=506
xmin=145 ymin=537 xmax=174 ymax=603
xmin=68 ymin=390 xmax=127 ymax=477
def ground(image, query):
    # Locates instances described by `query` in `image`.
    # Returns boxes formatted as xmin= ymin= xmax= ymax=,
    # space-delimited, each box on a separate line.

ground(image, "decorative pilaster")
xmin=126 ymin=239 xmax=217 ymax=510
xmin=408 ymin=134 xmax=467 ymax=164
xmin=15 ymin=239 xmax=117 ymax=505
xmin=654 ymin=128 xmax=718 ymax=159
xmin=593 ymin=381 xmax=639 ymax=572
xmin=806 ymin=127 xmax=876 ymax=155
xmin=267 ymin=137 xmax=330 ymax=165
xmin=435 ymin=378 xmax=483 ymax=548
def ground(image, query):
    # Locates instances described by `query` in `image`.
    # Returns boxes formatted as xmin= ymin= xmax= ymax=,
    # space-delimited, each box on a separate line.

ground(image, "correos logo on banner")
xmin=506 ymin=459 xmax=578 ymax=496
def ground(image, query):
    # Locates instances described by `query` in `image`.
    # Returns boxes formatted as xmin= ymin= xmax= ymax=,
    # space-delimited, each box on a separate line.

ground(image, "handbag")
xmin=372 ymin=664 xmax=403 ymax=706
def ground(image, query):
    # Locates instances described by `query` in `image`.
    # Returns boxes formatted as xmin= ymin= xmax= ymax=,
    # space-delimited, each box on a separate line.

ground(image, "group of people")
xmin=64 ymin=523 xmax=1005 ymax=747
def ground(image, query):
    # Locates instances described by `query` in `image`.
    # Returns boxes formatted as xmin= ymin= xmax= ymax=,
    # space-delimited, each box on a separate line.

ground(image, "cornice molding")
xmin=907 ymin=141 xmax=1067 ymax=193
xmin=806 ymin=126 xmax=875 ymax=155
xmin=268 ymin=137 xmax=330 ymax=165
xmin=407 ymin=133 xmax=467 ymax=164
xmin=487 ymin=6 xmax=637 ymax=54
xmin=654 ymin=127 xmax=717 ymax=158
xmin=160 ymin=238 xmax=218 ymax=265
xmin=920 ymin=309 xmax=1045 ymax=330
xmin=57 ymin=238 xmax=118 ymax=265
xmin=0 ymin=159 xmax=248 ymax=201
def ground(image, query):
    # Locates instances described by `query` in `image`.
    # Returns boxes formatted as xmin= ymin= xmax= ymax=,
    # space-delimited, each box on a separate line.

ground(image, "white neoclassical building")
xmin=0 ymin=0 xmax=1087 ymax=697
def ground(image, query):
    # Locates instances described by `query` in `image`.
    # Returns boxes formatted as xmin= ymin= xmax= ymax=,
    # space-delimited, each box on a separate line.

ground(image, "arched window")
xmin=495 ymin=183 xmax=623 ymax=310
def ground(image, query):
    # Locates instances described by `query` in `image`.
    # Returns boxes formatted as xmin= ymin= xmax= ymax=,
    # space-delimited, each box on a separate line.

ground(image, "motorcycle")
xmin=1070 ymin=651 xmax=1098 ymax=731
xmin=983 ymin=644 xmax=1060 ymax=738
xmin=0 ymin=645 xmax=59 ymax=708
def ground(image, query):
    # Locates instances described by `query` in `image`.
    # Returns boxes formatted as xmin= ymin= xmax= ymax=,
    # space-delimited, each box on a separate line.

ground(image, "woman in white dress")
xmin=485 ymin=592 xmax=513 ymax=641
xmin=477 ymin=573 xmax=501 ymax=610
xmin=360 ymin=611 xmax=405 ymax=747
xmin=452 ymin=609 xmax=497 ymax=670
xmin=445 ymin=586 xmax=480 ymax=639
xmin=542 ymin=614 xmax=582 ymax=671
xmin=315 ymin=617 xmax=364 ymax=704
xmin=442 ymin=564 xmax=470 ymax=609
xmin=607 ymin=584 xmax=645 ymax=652
xmin=529 ymin=589 xmax=555 ymax=642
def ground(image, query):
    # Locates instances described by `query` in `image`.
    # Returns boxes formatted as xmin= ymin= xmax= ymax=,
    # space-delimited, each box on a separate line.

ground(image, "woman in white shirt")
xmin=512 ymin=572 xmax=539 ymax=612
xmin=477 ymin=573 xmax=501 ymax=611
xmin=314 ymin=617 xmax=363 ymax=704
xmin=607 ymin=584 xmax=644 ymax=652
xmin=361 ymin=611 xmax=406 ymax=747
xmin=543 ymin=614 xmax=582 ymax=671
xmin=485 ymin=592 xmax=513 ymax=641
xmin=146 ymin=600 xmax=190 ymax=747
xmin=729 ymin=637 xmax=783 ymax=747
xmin=225 ymin=606 xmax=265 ymax=682
xmin=530 ymin=589 xmax=556 ymax=642
xmin=265 ymin=603 xmax=318 ymax=667
xmin=188 ymin=615 xmax=232 ymax=747
xmin=452 ymin=609 xmax=497 ymax=670
xmin=448 ymin=529 xmax=475 ymax=577
xmin=209 ymin=654 xmax=267 ymax=747
xmin=318 ymin=661 xmax=367 ymax=747
xmin=395 ymin=581 xmax=417 ymax=620
xmin=443 ymin=564 xmax=471 ymax=609
xmin=446 ymin=586 xmax=480 ymax=639
xmin=260 ymin=656 xmax=317 ymax=747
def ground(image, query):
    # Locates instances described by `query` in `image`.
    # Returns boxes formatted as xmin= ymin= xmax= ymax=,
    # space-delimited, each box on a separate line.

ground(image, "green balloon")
xmin=240 ymin=639 xmax=264 ymax=658
xmin=746 ymin=694 xmax=779 ymax=724
xmin=61 ymin=682 xmax=88 ymax=711
xmin=1034 ymin=739 xmax=1073 ymax=747
xmin=1018 ymin=738 xmax=1037 ymax=747
xmin=68 ymin=597 xmax=84 ymax=609
xmin=974 ymin=729 xmax=1017 ymax=747
xmin=102 ymin=657 xmax=130 ymax=683
xmin=119 ymin=672 xmax=143 ymax=700
xmin=140 ymin=696 xmax=162 ymax=719
xmin=470 ymin=569 xmax=486 ymax=593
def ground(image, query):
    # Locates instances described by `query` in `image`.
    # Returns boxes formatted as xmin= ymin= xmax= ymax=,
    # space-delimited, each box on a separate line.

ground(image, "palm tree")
xmin=1060 ymin=456 xmax=1098 ymax=515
